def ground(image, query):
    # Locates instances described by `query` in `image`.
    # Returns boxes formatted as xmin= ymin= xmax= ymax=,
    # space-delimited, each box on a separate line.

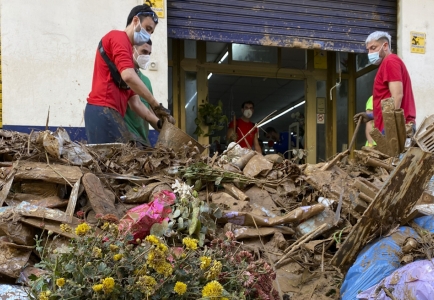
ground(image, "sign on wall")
xmin=144 ymin=0 xmax=165 ymax=18
xmin=410 ymin=31 xmax=426 ymax=54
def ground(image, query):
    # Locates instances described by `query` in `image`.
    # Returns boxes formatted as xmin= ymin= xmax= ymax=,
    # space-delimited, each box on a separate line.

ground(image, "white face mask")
xmin=134 ymin=47 xmax=151 ymax=69
xmin=368 ymin=43 xmax=385 ymax=65
xmin=243 ymin=109 xmax=253 ymax=119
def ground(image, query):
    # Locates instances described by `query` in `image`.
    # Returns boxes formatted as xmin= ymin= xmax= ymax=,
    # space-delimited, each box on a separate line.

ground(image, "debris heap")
xmin=0 ymin=120 xmax=433 ymax=299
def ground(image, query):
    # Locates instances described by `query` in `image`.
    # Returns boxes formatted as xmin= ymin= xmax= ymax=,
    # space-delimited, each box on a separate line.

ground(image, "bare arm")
xmin=128 ymin=95 xmax=160 ymax=131
xmin=121 ymin=68 xmax=159 ymax=109
xmin=388 ymin=81 xmax=404 ymax=109
xmin=253 ymin=132 xmax=262 ymax=154
xmin=226 ymin=128 xmax=237 ymax=142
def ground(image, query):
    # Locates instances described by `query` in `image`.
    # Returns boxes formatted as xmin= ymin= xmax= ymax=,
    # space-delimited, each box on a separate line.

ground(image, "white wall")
xmin=1 ymin=0 xmax=168 ymax=128
xmin=398 ymin=0 xmax=434 ymax=123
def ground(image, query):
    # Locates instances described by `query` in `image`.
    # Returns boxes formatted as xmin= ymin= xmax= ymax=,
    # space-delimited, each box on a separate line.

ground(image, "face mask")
xmin=243 ymin=109 xmax=253 ymax=118
xmin=133 ymin=22 xmax=151 ymax=46
xmin=134 ymin=48 xmax=151 ymax=69
xmin=368 ymin=43 xmax=385 ymax=65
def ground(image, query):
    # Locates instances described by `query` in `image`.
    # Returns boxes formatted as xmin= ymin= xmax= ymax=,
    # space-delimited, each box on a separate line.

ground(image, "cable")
xmin=329 ymin=52 xmax=342 ymax=101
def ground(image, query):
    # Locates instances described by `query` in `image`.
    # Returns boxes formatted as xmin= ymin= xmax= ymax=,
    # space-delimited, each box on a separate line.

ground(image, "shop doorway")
xmin=205 ymin=74 xmax=305 ymax=156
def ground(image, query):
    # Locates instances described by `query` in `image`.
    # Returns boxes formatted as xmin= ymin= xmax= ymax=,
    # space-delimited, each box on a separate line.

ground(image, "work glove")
xmin=353 ymin=112 xmax=373 ymax=124
xmin=153 ymin=103 xmax=176 ymax=125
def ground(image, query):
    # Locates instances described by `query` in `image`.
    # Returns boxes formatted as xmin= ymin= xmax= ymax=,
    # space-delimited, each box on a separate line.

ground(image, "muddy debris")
xmin=0 ymin=127 xmax=434 ymax=299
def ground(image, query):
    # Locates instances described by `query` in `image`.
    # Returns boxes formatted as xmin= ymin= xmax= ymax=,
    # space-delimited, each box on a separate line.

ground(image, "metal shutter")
xmin=167 ymin=0 xmax=397 ymax=53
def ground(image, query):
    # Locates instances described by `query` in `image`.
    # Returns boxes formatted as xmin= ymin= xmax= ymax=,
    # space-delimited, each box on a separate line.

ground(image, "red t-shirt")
xmin=373 ymin=54 xmax=416 ymax=132
xmin=228 ymin=118 xmax=258 ymax=149
xmin=87 ymin=30 xmax=136 ymax=117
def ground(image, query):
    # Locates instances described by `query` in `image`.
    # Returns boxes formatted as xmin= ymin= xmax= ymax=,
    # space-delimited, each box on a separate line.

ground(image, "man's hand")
xmin=353 ymin=112 xmax=373 ymax=124
xmin=153 ymin=103 xmax=175 ymax=125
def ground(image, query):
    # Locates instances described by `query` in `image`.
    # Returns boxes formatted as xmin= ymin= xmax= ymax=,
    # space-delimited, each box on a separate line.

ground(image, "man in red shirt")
xmin=354 ymin=31 xmax=416 ymax=135
xmin=227 ymin=101 xmax=261 ymax=152
xmin=85 ymin=4 xmax=174 ymax=144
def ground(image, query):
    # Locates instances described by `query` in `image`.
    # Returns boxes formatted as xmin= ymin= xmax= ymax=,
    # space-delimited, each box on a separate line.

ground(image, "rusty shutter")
xmin=167 ymin=0 xmax=396 ymax=53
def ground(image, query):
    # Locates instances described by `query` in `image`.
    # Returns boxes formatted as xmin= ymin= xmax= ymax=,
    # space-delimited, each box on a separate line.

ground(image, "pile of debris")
xmin=0 ymin=117 xmax=434 ymax=299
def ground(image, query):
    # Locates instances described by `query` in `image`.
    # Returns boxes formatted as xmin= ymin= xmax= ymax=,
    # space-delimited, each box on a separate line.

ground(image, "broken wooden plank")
xmin=14 ymin=161 xmax=82 ymax=185
xmin=353 ymin=178 xmax=379 ymax=199
xmin=21 ymin=217 xmax=80 ymax=239
xmin=0 ymin=175 xmax=14 ymax=207
xmin=222 ymin=183 xmax=249 ymax=201
xmin=331 ymin=147 xmax=434 ymax=273
xmin=394 ymin=109 xmax=406 ymax=153
xmin=82 ymin=173 xmax=119 ymax=222
xmin=5 ymin=194 xmax=68 ymax=209
xmin=65 ymin=177 xmax=81 ymax=223
xmin=12 ymin=201 xmax=72 ymax=223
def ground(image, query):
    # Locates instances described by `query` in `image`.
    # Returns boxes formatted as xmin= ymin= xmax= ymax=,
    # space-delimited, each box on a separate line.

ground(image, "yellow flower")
xmin=136 ymin=275 xmax=157 ymax=296
xmin=174 ymin=281 xmax=187 ymax=295
xmin=113 ymin=254 xmax=123 ymax=261
xmin=145 ymin=235 xmax=160 ymax=245
xmin=101 ymin=222 xmax=110 ymax=230
xmin=92 ymin=247 xmax=102 ymax=258
xmin=155 ymin=261 xmax=173 ymax=277
xmin=102 ymin=277 xmax=115 ymax=294
xmin=56 ymin=277 xmax=65 ymax=287
xmin=60 ymin=224 xmax=72 ymax=233
xmin=92 ymin=284 xmax=103 ymax=292
xmin=200 ymin=256 xmax=212 ymax=270
xmin=134 ymin=264 xmax=147 ymax=276
xmin=205 ymin=260 xmax=222 ymax=280
xmin=221 ymin=298 xmax=229 ymax=300
xmin=157 ymin=242 xmax=168 ymax=253
xmin=202 ymin=280 xmax=223 ymax=297
xmin=75 ymin=223 xmax=91 ymax=236
xmin=109 ymin=244 xmax=119 ymax=252
xmin=182 ymin=237 xmax=198 ymax=250
xmin=38 ymin=291 xmax=51 ymax=300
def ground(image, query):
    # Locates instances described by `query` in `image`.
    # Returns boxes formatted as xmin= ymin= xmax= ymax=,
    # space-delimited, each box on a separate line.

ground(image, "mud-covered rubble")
xmin=0 ymin=128 xmax=434 ymax=299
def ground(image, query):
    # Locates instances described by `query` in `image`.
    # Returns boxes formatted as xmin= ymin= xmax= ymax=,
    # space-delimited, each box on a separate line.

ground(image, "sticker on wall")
xmin=314 ymin=50 xmax=327 ymax=69
xmin=316 ymin=114 xmax=325 ymax=124
xmin=410 ymin=31 xmax=426 ymax=54
xmin=144 ymin=0 xmax=165 ymax=18
xmin=317 ymin=97 xmax=326 ymax=114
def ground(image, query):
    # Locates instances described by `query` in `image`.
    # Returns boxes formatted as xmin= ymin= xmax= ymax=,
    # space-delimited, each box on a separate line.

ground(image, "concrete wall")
xmin=397 ymin=0 xmax=434 ymax=123
xmin=1 ymin=0 xmax=168 ymax=131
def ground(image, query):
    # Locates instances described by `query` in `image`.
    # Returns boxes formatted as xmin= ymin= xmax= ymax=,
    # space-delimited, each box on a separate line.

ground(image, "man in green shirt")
xmin=124 ymin=39 xmax=160 ymax=146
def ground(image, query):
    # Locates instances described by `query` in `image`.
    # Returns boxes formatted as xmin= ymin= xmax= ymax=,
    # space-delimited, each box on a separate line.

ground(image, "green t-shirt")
xmin=124 ymin=71 xmax=153 ymax=146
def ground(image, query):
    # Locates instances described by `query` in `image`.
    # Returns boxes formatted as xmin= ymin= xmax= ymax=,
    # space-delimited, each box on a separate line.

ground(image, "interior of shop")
xmin=207 ymin=74 xmax=305 ymax=155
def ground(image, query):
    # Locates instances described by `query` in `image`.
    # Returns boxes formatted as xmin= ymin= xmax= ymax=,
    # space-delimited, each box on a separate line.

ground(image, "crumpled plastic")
xmin=357 ymin=258 xmax=434 ymax=300
xmin=118 ymin=190 xmax=176 ymax=240
xmin=37 ymin=128 xmax=92 ymax=166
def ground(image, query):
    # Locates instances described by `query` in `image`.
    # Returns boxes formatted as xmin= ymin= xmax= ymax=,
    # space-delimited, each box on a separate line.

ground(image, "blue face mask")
xmin=133 ymin=23 xmax=151 ymax=46
xmin=368 ymin=43 xmax=385 ymax=65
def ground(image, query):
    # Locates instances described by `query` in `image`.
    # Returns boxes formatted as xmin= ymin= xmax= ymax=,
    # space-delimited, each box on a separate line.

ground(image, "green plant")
xmin=28 ymin=226 xmax=278 ymax=299
xmin=194 ymin=101 xmax=228 ymax=137
xmin=150 ymin=179 xmax=223 ymax=246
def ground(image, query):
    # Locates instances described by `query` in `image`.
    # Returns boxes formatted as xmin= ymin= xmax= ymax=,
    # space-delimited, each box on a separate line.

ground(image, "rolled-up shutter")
xmin=167 ymin=0 xmax=396 ymax=53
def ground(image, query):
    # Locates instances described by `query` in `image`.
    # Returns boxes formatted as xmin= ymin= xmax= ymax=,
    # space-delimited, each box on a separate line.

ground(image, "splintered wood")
xmin=331 ymin=147 xmax=434 ymax=273
xmin=370 ymin=98 xmax=406 ymax=157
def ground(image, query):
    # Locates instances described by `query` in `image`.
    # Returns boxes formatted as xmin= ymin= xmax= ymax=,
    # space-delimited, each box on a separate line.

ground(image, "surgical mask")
xmin=134 ymin=22 xmax=151 ymax=46
xmin=243 ymin=109 xmax=253 ymax=118
xmin=368 ymin=43 xmax=385 ymax=65
xmin=134 ymin=48 xmax=151 ymax=69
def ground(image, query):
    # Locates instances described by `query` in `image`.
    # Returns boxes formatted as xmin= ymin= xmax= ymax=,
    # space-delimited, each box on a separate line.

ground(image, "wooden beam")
xmin=331 ymin=147 xmax=434 ymax=273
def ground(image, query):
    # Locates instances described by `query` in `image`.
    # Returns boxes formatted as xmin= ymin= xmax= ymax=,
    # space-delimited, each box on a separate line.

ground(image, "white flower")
xmin=172 ymin=179 xmax=194 ymax=200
